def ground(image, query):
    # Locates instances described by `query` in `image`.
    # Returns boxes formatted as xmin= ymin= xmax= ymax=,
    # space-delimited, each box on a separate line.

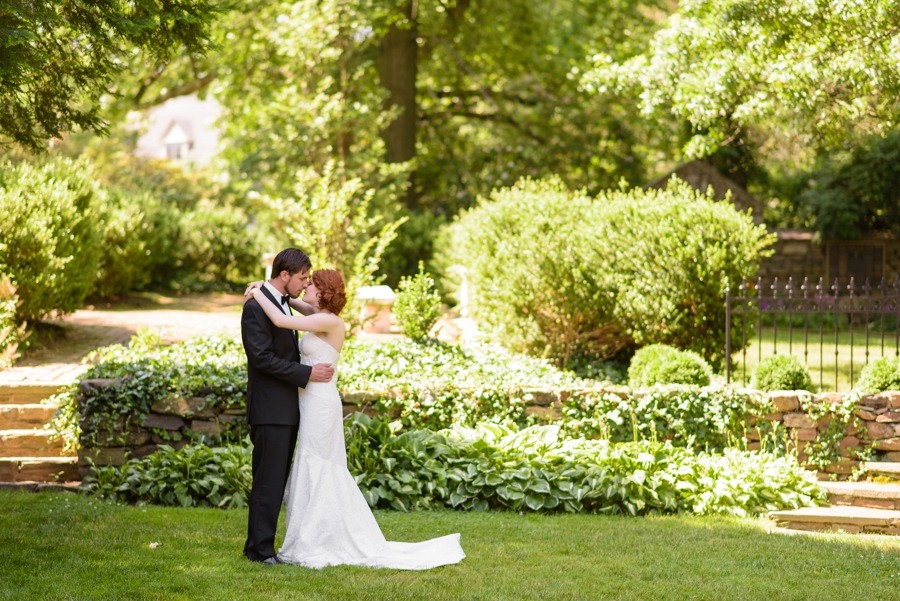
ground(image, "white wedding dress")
xmin=277 ymin=332 xmax=465 ymax=569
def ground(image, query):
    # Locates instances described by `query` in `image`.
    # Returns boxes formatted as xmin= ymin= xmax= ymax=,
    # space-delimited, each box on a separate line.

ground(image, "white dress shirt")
xmin=262 ymin=281 xmax=291 ymax=315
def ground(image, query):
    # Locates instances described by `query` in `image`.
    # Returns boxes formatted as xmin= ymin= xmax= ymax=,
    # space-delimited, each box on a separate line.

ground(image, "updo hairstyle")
xmin=311 ymin=269 xmax=347 ymax=315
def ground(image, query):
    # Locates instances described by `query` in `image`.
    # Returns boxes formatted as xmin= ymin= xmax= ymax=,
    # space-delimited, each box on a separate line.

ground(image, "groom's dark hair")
xmin=272 ymin=248 xmax=311 ymax=277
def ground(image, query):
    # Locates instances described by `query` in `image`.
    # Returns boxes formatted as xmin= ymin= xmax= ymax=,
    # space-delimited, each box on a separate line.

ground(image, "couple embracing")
xmin=240 ymin=247 xmax=465 ymax=569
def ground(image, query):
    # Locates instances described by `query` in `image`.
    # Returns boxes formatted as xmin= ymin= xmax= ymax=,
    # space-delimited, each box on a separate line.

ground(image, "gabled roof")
xmin=161 ymin=120 xmax=193 ymax=145
xmin=645 ymin=160 xmax=764 ymax=224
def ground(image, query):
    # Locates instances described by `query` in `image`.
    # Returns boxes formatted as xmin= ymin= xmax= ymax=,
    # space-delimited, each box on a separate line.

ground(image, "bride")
xmin=246 ymin=269 xmax=465 ymax=570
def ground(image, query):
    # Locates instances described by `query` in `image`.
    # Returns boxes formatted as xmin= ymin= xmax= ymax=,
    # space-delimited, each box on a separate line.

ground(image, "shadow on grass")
xmin=2 ymin=491 xmax=900 ymax=600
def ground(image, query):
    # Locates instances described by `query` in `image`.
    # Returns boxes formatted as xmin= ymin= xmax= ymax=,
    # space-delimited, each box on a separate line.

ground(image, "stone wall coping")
xmin=76 ymin=372 xmax=900 ymax=475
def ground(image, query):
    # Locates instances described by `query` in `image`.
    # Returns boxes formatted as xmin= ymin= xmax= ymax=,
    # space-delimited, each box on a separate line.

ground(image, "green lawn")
xmin=3 ymin=491 xmax=900 ymax=600
xmin=732 ymin=327 xmax=900 ymax=392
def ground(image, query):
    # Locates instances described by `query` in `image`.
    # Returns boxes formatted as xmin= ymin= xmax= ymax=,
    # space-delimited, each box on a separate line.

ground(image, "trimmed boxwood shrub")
xmin=628 ymin=344 xmax=677 ymax=385
xmin=751 ymin=355 xmax=813 ymax=392
xmin=628 ymin=344 xmax=712 ymax=388
xmin=0 ymin=159 xmax=102 ymax=323
xmin=93 ymin=189 xmax=181 ymax=298
xmin=857 ymin=357 xmax=900 ymax=394
xmin=440 ymin=177 xmax=774 ymax=370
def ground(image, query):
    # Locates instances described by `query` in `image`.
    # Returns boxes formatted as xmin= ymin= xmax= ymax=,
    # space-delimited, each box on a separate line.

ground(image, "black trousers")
xmin=244 ymin=423 xmax=298 ymax=561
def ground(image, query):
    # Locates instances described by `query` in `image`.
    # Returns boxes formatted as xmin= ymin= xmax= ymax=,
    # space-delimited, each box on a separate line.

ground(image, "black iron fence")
xmin=726 ymin=277 xmax=900 ymax=390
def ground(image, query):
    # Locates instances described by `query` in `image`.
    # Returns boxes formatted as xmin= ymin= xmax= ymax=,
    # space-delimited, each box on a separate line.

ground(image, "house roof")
xmin=645 ymin=160 xmax=764 ymax=224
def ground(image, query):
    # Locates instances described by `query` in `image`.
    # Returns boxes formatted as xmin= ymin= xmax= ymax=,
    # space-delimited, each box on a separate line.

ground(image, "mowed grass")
xmin=732 ymin=327 xmax=900 ymax=392
xmin=3 ymin=491 xmax=900 ymax=600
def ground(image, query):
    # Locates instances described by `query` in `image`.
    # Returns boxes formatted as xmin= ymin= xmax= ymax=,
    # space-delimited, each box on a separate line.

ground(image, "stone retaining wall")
xmin=747 ymin=390 xmax=900 ymax=479
xmin=75 ymin=377 xmax=900 ymax=480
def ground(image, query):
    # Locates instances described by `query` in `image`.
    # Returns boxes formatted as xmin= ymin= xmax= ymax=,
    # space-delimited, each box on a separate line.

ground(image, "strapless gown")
xmin=277 ymin=332 xmax=465 ymax=569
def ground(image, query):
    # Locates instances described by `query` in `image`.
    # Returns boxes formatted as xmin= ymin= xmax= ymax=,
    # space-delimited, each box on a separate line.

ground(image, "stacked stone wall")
xmin=76 ymin=377 xmax=900 ymax=481
xmin=759 ymin=231 xmax=900 ymax=285
xmin=758 ymin=231 xmax=826 ymax=283
xmin=748 ymin=391 xmax=900 ymax=479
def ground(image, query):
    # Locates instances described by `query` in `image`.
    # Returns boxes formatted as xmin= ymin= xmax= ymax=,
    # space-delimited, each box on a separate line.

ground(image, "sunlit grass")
xmin=3 ymin=491 xmax=900 ymax=601
xmin=731 ymin=327 xmax=900 ymax=392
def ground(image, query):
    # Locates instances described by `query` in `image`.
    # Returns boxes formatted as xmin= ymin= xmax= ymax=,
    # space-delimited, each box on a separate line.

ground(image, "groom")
xmin=241 ymin=247 xmax=334 ymax=564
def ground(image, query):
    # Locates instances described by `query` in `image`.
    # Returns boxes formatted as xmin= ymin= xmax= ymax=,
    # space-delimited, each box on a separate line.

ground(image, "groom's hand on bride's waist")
xmin=309 ymin=363 xmax=334 ymax=382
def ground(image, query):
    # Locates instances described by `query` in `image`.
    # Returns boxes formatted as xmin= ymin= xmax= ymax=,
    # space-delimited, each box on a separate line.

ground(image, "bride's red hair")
xmin=312 ymin=269 xmax=347 ymax=315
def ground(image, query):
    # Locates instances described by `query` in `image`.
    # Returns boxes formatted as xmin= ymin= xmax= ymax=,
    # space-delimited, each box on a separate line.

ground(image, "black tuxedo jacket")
xmin=241 ymin=287 xmax=311 ymax=425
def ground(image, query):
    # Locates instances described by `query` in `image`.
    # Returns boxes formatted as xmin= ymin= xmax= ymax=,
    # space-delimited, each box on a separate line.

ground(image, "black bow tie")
xmin=281 ymin=294 xmax=290 ymax=305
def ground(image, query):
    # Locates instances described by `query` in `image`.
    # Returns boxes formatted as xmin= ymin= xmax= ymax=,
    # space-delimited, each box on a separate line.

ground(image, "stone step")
xmin=820 ymin=481 xmax=900 ymax=510
xmin=0 ymin=404 xmax=58 ymax=429
xmin=0 ymin=383 xmax=68 ymax=405
xmin=0 ymin=429 xmax=73 ymax=457
xmin=0 ymin=457 xmax=79 ymax=483
xmin=862 ymin=462 xmax=900 ymax=478
xmin=769 ymin=505 xmax=900 ymax=535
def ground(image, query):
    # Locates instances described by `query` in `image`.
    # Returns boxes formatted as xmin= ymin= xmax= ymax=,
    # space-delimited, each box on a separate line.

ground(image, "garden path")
xmin=0 ymin=292 xmax=244 ymax=385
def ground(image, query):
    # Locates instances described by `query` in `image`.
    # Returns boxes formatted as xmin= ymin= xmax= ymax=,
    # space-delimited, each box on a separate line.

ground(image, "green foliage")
xmin=628 ymin=345 xmax=677 ymax=386
xmin=92 ymin=189 xmax=179 ymax=298
xmin=586 ymin=0 xmax=900 ymax=159
xmin=441 ymin=177 xmax=774 ymax=369
xmin=0 ymin=159 xmax=102 ymax=323
xmin=58 ymin=332 xmax=773 ymax=454
xmin=174 ymin=199 xmax=264 ymax=291
xmin=0 ymin=276 xmax=27 ymax=368
xmin=84 ymin=143 xmax=263 ymax=293
xmin=441 ymin=178 xmax=619 ymax=365
xmin=1 ymin=0 xmax=217 ymax=151
xmin=801 ymin=393 xmax=873 ymax=470
xmin=340 ymin=338 xmax=591 ymax=431
xmin=564 ymin=353 xmax=629 ymax=384
xmin=86 ymin=416 xmax=825 ymax=517
xmin=116 ymin=0 xmax=672 ymax=284
xmin=193 ymin=0 xmax=665 ymax=207
xmin=84 ymin=444 xmax=252 ymax=508
xmin=857 ymin=357 xmax=900 ymax=394
xmin=265 ymin=162 xmax=407 ymax=328
xmin=392 ymin=262 xmax=443 ymax=341
xmin=559 ymin=386 xmax=768 ymax=449
xmin=50 ymin=333 xmax=590 ymax=446
xmin=792 ymin=130 xmax=900 ymax=239
xmin=628 ymin=345 xmax=712 ymax=388
xmin=50 ymin=334 xmax=247 ymax=450
xmin=751 ymin=355 xmax=814 ymax=393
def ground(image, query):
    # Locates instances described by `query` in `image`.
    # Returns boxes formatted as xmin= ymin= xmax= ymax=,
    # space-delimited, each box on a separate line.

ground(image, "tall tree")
xmin=379 ymin=2 xmax=418 ymax=168
xmin=102 ymin=0 xmax=670 ymax=278
xmin=0 ymin=0 xmax=218 ymax=152
xmin=584 ymin=0 xmax=900 ymax=161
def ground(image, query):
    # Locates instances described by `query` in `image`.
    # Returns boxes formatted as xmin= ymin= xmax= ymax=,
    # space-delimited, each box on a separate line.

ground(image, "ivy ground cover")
xmin=3 ymin=491 xmax=900 ymax=601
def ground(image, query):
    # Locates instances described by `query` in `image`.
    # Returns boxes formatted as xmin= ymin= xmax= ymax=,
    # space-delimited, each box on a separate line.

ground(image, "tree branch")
xmin=134 ymin=70 xmax=217 ymax=110
xmin=426 ymin=109 xmax=546 ymax=144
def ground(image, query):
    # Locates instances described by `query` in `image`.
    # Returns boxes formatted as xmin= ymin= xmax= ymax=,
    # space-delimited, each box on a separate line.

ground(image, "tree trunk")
xmin=379 ymin=3 xmax=418 ymax=207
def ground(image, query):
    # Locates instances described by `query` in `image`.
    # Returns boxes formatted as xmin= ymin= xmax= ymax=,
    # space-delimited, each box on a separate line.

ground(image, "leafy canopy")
xmin=585 ymin=0 xmax=900 ymax=159
xmin=1 ymin=0 xmax=218 ymax=152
